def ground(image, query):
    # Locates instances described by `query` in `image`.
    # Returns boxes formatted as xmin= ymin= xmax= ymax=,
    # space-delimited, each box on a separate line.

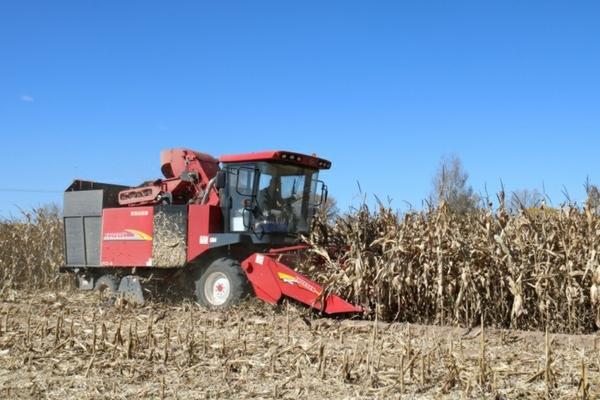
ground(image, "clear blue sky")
xmin=1 ymin=1 xmax=599 ymax=217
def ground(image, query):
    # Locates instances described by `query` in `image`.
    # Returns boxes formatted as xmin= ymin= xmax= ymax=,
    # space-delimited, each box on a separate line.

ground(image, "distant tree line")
xmin=430 ymin=154 xmax=598 ymax=215
xmin=318 ymin=154 xmax=597 ymax=220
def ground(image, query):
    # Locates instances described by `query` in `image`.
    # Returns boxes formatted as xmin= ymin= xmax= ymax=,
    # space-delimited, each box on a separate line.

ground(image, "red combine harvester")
xmin=62 ymin=149 xmax=361 ymax=315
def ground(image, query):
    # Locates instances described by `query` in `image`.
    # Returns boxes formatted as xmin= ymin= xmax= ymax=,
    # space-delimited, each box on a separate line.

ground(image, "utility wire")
xmin=0 ymin=188 xmax=62 ymax=193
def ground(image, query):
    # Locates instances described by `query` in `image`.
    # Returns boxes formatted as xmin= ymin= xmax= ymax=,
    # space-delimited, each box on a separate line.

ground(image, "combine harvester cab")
xmin=61 ymin=148 xmax=361 ymax=316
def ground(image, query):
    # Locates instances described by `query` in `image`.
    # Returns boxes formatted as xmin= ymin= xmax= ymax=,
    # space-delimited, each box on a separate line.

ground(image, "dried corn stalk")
xmin=0 ymin=206 xmax=67 ymax=293
xmin=303 ymin=202 xmax=600 ymax=334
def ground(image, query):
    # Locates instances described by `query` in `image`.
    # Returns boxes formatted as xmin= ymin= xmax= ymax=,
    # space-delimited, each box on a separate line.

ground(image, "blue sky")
xmin=1 ymin=1 xmax=599 ymax=217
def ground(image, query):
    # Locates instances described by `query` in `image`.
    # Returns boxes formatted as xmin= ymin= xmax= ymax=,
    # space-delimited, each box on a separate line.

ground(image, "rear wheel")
xmin=94 ymin=274 xmax=120 ymax=301
xmin=194 ymin=258 xmax=250 ymax=309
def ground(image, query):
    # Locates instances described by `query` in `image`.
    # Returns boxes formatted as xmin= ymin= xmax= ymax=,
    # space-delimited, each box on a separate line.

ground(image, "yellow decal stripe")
xmin=125 ymin=229 xmax=153 ymax=241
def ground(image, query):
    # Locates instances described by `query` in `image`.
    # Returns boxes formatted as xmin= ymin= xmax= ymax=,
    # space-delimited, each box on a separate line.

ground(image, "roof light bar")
xmin=277 ymin=152 xmax=330 ymax=169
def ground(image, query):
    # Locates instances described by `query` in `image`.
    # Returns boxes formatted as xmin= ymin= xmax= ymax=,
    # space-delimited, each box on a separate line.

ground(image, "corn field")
xmin=2 ymin=203 xmax=600 ymax=334
xmin=304 ymin=201 xmax=600 ymax=334
xmin=0 ymin=205 xmax=599 ymax=398
xmin=0 ymin=206 xmax=69 ymax=294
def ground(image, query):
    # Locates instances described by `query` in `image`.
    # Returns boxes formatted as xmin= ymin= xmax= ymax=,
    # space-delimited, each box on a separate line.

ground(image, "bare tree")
xmin=510 ymin=188 xmax=544 ymax=212
xmin=431 ymin=154 xmax=479 ymax=213
xmin=585 ymin=178 xmax=600 ymax=212
xmin=316 ymin=196 xmax=339 ymax=223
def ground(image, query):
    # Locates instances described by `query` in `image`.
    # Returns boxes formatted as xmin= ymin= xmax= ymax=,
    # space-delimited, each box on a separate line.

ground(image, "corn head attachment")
xmin=241 ymin=252 xmax=362 ymax=315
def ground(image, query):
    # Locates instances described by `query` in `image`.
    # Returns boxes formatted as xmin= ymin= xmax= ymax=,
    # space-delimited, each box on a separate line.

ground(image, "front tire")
xmin=194 ymin=258 xmax=250 ymax=309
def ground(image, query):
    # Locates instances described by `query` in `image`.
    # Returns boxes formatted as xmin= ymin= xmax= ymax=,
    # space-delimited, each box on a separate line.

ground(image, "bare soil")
xmin=0 ymin=290 xmax=598 ymax=399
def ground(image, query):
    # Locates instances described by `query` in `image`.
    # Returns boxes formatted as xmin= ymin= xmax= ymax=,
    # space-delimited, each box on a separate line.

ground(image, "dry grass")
xmin=303 ymin=201 xmax=600 ymax=334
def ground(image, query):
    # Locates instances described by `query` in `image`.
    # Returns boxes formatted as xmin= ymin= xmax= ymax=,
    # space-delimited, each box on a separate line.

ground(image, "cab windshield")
xmin=228 ymin=163 xmax=319 ymax=234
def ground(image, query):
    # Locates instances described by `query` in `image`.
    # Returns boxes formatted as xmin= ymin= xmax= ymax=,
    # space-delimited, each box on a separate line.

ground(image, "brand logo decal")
xmin=130 ymin=210 xmax=149 ymax=217
xmin=277 ymin=272 xmax=321 ymax=295
xmin=103 ymin=229 xmax=153 ymax=241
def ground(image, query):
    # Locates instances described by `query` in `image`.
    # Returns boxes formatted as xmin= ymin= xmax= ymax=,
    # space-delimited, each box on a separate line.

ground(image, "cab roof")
xmin=219 ymin=151 xmax=331 ymax=170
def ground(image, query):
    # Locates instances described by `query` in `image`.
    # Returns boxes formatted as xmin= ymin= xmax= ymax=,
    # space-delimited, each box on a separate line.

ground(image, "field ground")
xmin=0 ymin=290 xmax=598 ymax=399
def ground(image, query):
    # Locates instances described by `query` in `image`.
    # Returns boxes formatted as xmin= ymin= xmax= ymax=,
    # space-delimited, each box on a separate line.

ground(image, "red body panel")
xmin=101 ymin=207 xmax=154 ymax=267
xmin=100 ymin=204 xmax=224 ymax=267
xmin=187 ymin=204 xmax=223 ymax=262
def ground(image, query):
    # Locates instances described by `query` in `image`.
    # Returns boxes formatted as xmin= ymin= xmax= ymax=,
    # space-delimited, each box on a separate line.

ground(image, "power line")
xmin=0 ymin=188 xmax=62 ymax=194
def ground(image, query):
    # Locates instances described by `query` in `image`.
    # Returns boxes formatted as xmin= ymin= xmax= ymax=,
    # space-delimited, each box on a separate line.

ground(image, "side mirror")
xmin=215 ymin=171 xmax=226 ymax=190
xmin=312 ymin=180 xmax=328 ymax=206
xmin=242 ymin=207 xmax=254 ymax=229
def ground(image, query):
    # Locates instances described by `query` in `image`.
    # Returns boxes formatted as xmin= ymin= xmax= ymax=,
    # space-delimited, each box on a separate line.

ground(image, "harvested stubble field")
xmin=0 ymin=204 xmax=599 ymax=398
xmin=0 ymin=291 xmax=598 ymax=399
